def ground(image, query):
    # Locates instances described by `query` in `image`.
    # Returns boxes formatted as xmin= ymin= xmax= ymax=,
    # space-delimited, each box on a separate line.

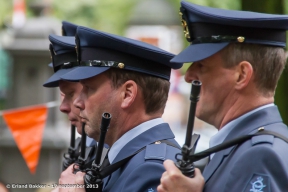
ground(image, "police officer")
xmin=44 ymin=34 xmax=82 ymax=133
xmin=45 ymin=21 xmax=96 ymax=147
xmin=56 ymin=26 xmax=182 ymax=192
xmin=158 ymin=1 xmax=288 ymax=192
xmin=44 ymin=31 xmax=101 ymax=192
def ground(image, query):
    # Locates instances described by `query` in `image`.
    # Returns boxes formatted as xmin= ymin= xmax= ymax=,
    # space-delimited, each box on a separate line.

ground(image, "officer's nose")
xmin=74 ymin=92 xmax=85 ymax=111
xmin=184 ymin=63 xmax=199 ymax=83
xmin=59 ymin=98 xmax=70 ymax=114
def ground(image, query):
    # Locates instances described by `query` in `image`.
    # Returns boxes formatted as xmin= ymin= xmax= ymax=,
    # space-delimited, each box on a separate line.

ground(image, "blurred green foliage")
xmin=51 ymin=0 xmax=240 ymax=36
xmin=51 ymin=0 xmax=137 ymax=35
xmin=51 ymin=0 xmax=240 ymax=35
xmin=0 ymin=0 xmax=12 ymax=29
xmin=0 ymin=0 xmax=240 ymax=34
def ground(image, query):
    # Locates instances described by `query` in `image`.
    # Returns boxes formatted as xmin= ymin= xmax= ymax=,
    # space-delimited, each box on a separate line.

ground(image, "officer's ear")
xmin=120 ymin=80 xmax=138 ymax=109
xmin=234 ymin=61 xmax=253 ymax=90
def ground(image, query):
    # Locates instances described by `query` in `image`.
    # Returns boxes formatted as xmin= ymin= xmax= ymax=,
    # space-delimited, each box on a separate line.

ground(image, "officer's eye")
xmin=62 ymin=91 xmax=74 ymax=98
xmin=83 ymin=85 xmax=90 ymax=92
xmin=69 ymin=92 xmax=74 ymax=98
xmin=197 ymin=62 xmax=203 ymax=68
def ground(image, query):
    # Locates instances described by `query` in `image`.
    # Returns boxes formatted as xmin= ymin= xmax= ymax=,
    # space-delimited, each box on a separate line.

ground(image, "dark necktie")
xmin=101 ymin=154 xmax=110 ymax=168
xmin=101 ymin=151 xmax=112 ymax=189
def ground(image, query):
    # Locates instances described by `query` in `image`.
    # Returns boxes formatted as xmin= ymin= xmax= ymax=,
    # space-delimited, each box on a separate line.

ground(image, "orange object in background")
xmin=2 ymin=105 xmax=47 ymax=174
xmin=139 ymin=37 xmax=159 ymax=47
xmin=12 ymin=0 xmax=26 ymax=28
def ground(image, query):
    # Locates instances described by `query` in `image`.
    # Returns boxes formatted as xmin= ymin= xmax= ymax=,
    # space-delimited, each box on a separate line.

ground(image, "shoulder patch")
xmin=251 ymin=135 xmax=274 ymax=146
xmin=145 ymin=143 xmax=167 ymax=161
xmin=244 ymin=174 xmax=270 ymax=192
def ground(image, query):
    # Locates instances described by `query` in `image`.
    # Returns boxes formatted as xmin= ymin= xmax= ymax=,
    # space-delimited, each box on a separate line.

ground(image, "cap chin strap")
xmin=80 ymin=60 xmax=124 ymax=68
xmin=192 ymin=35 xmax=245 ymax=44
xmin=80 ymin=47 xmax=171 ymax=80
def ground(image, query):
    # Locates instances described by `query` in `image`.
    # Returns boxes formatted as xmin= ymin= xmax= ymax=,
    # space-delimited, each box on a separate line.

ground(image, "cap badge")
xmin=118 ymin=63 xmax=125 ymax=69
xmin=179 ymin=10 xmax=191 ymax=42
xmin=237 ymin=36 xmax=245 ymax=43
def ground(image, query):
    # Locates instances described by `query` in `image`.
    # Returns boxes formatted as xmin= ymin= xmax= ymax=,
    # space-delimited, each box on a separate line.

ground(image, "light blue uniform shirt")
xmin=86 ymin=136 xmax=97 ymax=147
xmin=209 ymin=103 xmax=274 ymax=159
xmin=108 ymin=118 xmax=164 ymax=163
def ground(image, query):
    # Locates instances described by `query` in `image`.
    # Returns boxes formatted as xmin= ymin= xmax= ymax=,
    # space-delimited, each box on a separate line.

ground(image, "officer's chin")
xmin=76 ymin=128 xmax=82 ymax=135
xmin=74 ymin=122 xmax=83 ymax=134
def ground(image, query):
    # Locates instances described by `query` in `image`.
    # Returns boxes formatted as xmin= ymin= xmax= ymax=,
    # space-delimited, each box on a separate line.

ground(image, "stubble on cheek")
xmin=86 ymin=117 xmax=102 ymax=140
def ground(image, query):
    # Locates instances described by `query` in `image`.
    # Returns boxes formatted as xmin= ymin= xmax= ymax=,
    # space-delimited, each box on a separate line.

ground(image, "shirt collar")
xmin=108 ymin=118 xmax=164 ymax=163
xmin=209 ymin=103 xmax=274 ymax=159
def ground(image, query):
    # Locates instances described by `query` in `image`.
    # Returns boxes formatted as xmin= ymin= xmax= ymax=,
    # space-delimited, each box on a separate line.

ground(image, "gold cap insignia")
xmin=237 ymin=36 xmax=245 ymax=43
xmin=118 ymin=63 xmax=125 ymax=69
xmin=179 ymin=10 xmax=191 ymax=42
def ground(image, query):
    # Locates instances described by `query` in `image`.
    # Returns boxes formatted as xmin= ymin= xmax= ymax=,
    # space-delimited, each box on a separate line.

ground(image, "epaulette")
xmin=144 ymin=143 xmax=167 ymax=161
xmin=251 ymin=135 xmax=274 ymax=146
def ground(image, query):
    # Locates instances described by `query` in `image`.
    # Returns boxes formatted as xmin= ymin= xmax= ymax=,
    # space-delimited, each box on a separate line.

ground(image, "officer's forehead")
xmin=59 ymin=80 xmax=81 ymax=90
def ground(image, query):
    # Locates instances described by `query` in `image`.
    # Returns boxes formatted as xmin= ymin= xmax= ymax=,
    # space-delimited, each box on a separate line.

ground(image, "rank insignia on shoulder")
xmin=244 ymin=174 xmax=270 ymax=192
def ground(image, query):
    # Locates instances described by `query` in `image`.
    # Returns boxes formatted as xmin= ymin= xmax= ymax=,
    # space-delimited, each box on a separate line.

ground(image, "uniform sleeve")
xmin=223 ymin=144 xmax=288 ymax=192
xmin=119 ymin=161 xmax=165 ymax=192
